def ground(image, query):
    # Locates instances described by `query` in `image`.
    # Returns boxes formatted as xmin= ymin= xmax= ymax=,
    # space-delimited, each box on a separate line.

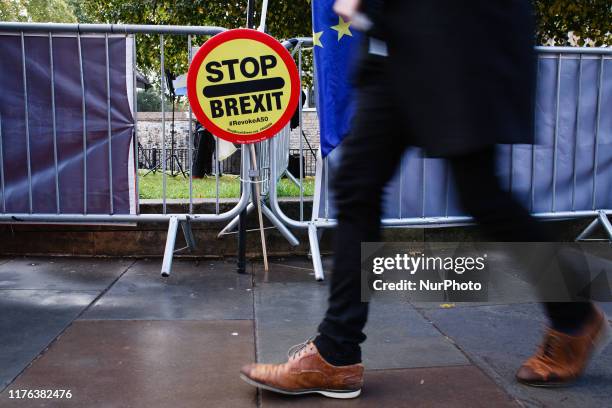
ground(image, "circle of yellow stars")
xmin=313 ymin=16 xmax=353 ymax=48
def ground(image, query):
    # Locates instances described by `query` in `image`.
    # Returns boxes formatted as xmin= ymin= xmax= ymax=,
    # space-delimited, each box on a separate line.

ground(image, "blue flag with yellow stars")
xmin=312 ymin=0 xmax=363 ymax=157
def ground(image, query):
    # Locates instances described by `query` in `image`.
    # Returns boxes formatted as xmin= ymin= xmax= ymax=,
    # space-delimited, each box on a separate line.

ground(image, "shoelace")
xmin=287 ymin=335 xmax=317 ymax=360
xmin=527 ymin=331 xmax=568 ymax=375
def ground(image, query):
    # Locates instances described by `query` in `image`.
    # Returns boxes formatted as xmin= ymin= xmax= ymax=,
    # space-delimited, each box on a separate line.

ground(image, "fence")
xmin=137 ymin=147 xmax=316 ymax=177
xmin=138 ymin=147 xmax=242 ymax=175
xmin=266 ymin=46 xmax=612 ymax=281
xmin=0 ymin=22 xmax=255 ymax=275
xmin=4 ymin=23 xmax=608 ymax=284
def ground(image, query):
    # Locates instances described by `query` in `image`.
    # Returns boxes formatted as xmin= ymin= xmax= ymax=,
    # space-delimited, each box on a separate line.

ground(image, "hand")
xmin=333 ymin=0 xmax=361 ymax=21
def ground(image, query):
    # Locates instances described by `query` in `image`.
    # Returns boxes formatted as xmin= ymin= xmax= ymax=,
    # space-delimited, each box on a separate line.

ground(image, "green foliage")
xmin=2 ymin=0 xmax=608 ymax=85
xmin=0 ymin=0 xmax=77 ymax=22
xmin=137 ymin=87 xmax=189 ymax=112
xmin=137 ymin=88 xmax=166 ymax=112
xmin=70 ymin=0 xmax=608 ymax=89
xmin=534 ymin=0 xmax=611 ymax=46
xmin=78 ymin=0 xmax=312 ymax=77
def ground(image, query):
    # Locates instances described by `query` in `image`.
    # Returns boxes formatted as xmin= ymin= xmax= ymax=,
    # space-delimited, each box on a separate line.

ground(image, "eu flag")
xmin=312 ymin=0 xmax=362 ymax=157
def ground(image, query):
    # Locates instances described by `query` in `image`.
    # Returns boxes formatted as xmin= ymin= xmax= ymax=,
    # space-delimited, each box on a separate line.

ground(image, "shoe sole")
xmin=518 ymin=314 xmax=612 ymax=388
xmin=240 ymin=374 xmax=362 ymax=399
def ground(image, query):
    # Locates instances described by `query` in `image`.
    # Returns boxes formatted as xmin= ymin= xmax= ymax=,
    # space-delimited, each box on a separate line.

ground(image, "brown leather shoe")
xmin=240 ymin=339 xmax=364 ymax=399
xmin=516 ymin=307 xmax=611 ymax=387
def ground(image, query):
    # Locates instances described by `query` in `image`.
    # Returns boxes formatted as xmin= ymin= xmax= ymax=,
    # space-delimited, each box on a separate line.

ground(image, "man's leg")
xmin=240 ymin=52 xmax=407 ymax=398
xmin=447 ymin=147 xmax=607 ymax=386
xmin=447 ymin=146 xmax=595 ymax=329
xmin=315 ymin=60 xmax=407 ymax=366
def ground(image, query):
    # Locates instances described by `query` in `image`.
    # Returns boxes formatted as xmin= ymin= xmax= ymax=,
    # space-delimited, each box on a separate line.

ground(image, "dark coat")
xmin=360 ymin=0 xmax=536 ymax=157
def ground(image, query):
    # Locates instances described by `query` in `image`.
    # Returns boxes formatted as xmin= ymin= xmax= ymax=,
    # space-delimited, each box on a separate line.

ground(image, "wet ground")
xmin=0 ymin=256 xmax=611 ymax=407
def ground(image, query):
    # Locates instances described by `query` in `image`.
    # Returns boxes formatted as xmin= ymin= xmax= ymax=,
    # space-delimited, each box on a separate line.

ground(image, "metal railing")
xmin=216 ymin=38 xmax=313 ymax=244
xmin=138 ymin=147 xmax=242 ymax=176
xmin=266 ymin=45 xmax=612 ymax=281
xmin=0 ymin=22 xmax=253 ymax=275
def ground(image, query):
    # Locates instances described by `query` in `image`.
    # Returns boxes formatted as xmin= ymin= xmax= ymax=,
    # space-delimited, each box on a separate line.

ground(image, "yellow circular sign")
xmin=187 ymin=29 xmax=300 ymax=144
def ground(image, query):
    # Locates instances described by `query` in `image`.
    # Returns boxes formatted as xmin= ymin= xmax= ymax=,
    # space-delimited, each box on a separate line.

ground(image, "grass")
xmin=138 ymin=170 xmax=314 ymax=199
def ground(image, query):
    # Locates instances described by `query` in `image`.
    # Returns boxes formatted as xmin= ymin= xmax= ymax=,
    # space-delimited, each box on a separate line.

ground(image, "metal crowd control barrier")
xmin=217 ymin=38 xmax=312 ymax=244
xmin=0 ymin=22 xmax=252 ymax=276
xmin=268 ymin=46 xmax=612 ymax=281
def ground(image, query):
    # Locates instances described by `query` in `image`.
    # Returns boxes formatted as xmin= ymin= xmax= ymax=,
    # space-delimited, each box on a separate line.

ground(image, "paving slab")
xmin=0 ymin=320 xmax=257 ymax=408
xmin=423 ymin=303 xmax=612 ymax=407
xmin=0 ymin=257 xmax=133 ymax=291
xmin=254 ymin=281 xmax=467 ymax=370
xmin=0 ymin=257 xmax=12 ymax=266
xmin=0 ymin=290 xmax=98 ymax=390
xmin=261 ymin=365 xmax=517 ymax=407
xmin=83 ymin=259 xmax=253 ymax=320
xmin=253 ymin=256 xmax=334 ymax=283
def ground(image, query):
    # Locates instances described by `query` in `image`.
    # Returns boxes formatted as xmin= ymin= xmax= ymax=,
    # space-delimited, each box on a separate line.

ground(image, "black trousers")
xmin=314 ymin=54 xmax=594 ymax=366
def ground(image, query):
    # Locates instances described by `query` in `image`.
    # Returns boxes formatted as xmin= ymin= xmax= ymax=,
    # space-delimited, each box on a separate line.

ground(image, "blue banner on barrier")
xmin=0 ymin=34 xmax=136 ymax=215
xmin=316 ymin=53 xmax=612 ymax=220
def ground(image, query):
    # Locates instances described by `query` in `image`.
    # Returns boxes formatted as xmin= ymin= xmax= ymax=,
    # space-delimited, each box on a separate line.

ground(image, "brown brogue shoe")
xmin=516 ymin=307 xmax=611 ymax=387
xmin=240 ymin=339 xmax=363 ymax=399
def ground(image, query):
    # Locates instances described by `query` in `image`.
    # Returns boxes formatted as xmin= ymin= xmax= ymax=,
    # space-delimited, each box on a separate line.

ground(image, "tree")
xmin=534 ymin=0 xmax=611 ymax=47
xmin=0 ymin=0 xmax=77 ymax=23
xmin=78 ymin=0 xmax=312 ymax=76
xmin=3 ymin=0 xmax=608 ymax=78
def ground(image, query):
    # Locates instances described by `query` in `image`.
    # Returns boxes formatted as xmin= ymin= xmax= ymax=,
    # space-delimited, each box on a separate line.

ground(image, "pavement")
xmin=0 ymin=256 xmax=611 ymax=407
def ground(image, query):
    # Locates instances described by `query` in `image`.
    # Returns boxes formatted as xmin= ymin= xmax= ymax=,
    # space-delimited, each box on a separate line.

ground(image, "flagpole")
xmin=258 ymin=0 xmax=269 ymax=32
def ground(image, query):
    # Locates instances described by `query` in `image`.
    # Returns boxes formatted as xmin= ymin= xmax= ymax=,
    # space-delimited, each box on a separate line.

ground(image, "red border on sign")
xmin=187 ymin=29 xmax=300 ymax=144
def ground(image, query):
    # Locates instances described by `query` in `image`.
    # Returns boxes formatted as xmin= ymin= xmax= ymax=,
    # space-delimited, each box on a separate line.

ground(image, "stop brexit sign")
xmin=187 ymin=29 xmax=300 ymax=144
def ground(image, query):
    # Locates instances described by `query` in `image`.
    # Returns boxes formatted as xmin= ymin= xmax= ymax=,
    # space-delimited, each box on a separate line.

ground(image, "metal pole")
xmin=188 ymin=35 xmax=194 ymax=214
xmin=215 ymin=137 xmax=220 ymax=214
xmin=575 ymin=217 xmax=600 ymax=241
xmin=598 ymin=211 xmax=612 ymax=241
xmin=298 ymin=43 xmax=304 ymax=221
xmin=251 ymin=8 xmax=274 ymax=271
xmin=105 ymin=34 xmax=114 ymax=214
xmin=250 ymin=144 xmax=269 ymax=271
xmin=133 ymin=35 xmax=140 ymax=213
xmin=160 ymin=34 xmax=167 ymax=214
xmin=246 ymin=0 xmax=256 ymax=29
xmin=237 ymin=0 xmax=257 ymax=274
xmin=551 ymin=53 xmax=562 ymax=212
xmin=591 ymin=55 xmax=604 ymax=210
xmin=237 ymin=146 xmax=248 ymax=274
xmin=161 ymin=215 xmax=179 ymax=277
xmin=20 ymin=32 xmax=33 ymax=213
xmin=0 ymin=22 xmax=228 ymax=35
xmin=324 ymin=155 xmax=329 ymax=219
xmin=530 ymin=55 xmax=540 ymax=213
xmin=308 ymin=223 xmax=325 ymax=281
xmin=49 ymin=33 xmax=60 ymax=214
xmin=77 ymin=33 xmax=88 ymax=214
xmin=571 ymin=55 xmax=583 ymax=211
xmin=258 ymin=0 xmax=269 ymax=32
xmin=0 ymin=114 xmax=4 ymax=213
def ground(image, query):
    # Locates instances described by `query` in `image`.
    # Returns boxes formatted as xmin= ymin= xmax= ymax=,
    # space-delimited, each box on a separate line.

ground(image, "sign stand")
xmin=249 ymin=144 xmax=269 ymax=271
xmin=187 ymin=28 xmax=299 ymax=273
